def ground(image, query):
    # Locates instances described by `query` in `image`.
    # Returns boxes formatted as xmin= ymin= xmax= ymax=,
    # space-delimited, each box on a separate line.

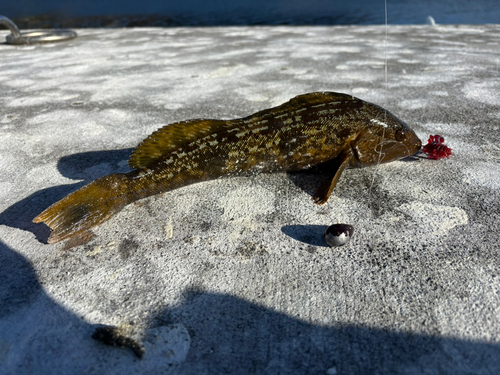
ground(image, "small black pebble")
xmin=324 ymin=224 xmax=354 ymax=247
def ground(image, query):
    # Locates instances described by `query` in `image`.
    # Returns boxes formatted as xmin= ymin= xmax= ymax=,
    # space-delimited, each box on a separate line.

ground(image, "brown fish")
xmin=34 ymin=92 xmax=421 ymax=244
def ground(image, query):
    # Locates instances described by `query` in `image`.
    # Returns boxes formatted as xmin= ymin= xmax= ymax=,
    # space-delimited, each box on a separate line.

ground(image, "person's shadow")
xmin=0 ymin=239 xmax=188 ymax=374
xmin=2 ymin=239 xmax=500 ymax=374
xmin=0 ymin=148 xmax=133 ymax=243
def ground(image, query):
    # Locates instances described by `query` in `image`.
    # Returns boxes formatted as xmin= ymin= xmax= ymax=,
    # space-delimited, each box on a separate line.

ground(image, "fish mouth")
xmin=416 ymin=138 xmax=423 ymax=151
xmin=408 ymin=135 xmax=423 ymax=156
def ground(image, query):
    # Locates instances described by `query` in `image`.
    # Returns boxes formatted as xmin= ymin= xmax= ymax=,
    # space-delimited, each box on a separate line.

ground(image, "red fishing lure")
xmin=422 ymin=134 xmax=452 ymax=160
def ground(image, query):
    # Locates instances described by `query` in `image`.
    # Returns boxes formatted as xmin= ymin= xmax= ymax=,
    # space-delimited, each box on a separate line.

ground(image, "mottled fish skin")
xmin=34 ymin=92 xmax=422 ymax=244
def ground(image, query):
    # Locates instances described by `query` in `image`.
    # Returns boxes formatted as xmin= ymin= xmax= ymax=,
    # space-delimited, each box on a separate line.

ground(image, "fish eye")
xmin=395 ymin=129 xmax=406 ymax=141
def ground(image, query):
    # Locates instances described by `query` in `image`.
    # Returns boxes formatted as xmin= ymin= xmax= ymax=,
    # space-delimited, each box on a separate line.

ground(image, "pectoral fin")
xmin=312 ymin=149 xmax=353 ymax=205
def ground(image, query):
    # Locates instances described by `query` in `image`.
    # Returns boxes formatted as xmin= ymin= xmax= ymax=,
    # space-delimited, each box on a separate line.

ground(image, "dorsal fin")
xmin=287 ymin=92 xmax=355 ymax=106
xmin=129 ymin=93 xmax=358 ymax=170
xmin=242 ymin=92 xmax=357 ymax=121
xmin=129 ymin=119 xmax=230 ymax=169
xmin=248 ymin=92 xmax=356 ymax=118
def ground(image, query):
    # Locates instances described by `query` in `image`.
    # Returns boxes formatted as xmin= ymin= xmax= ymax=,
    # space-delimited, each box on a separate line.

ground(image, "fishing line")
xmin=368 ymin=0 xmax=388 ymax=201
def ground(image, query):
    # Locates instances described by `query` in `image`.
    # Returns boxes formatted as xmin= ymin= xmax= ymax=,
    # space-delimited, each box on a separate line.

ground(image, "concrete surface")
xmin=1 ymin=25 xmax=500 ymax=374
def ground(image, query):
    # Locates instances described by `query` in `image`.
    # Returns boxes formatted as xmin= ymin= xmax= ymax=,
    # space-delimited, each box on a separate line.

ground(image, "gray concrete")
xmin=1 ymin=25 xmax=500 ymax=374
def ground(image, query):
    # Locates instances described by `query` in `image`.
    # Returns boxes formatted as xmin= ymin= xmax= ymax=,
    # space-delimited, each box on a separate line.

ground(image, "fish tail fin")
xmin=33 ymin=173 xmax=131 ymax=244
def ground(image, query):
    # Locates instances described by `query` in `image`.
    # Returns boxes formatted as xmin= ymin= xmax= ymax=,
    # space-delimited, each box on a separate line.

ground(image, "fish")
xmin=33 ymin=92 xmax=422 ymax=244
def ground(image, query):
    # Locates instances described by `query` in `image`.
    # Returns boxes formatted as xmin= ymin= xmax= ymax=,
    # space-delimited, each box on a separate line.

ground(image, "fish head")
xmin=350 ymin=111 xmax=422 ymax=167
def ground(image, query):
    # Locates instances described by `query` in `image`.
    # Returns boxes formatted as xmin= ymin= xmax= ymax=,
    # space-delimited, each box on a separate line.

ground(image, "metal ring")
xmin=1 ymin=15 xmax=77 ymax=45
xmin=6 ymin=30 xmax=78 ymax=45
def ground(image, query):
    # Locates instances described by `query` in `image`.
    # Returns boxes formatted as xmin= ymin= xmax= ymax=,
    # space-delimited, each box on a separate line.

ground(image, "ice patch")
xmin=463 ymin=82 xmax=500 ymax=106
xmin=398 ymin=202 xmax=468 ymax=236
xmin=0 ymin=182 xmax=13 ymax=203
xmin=24 ymin=164 xmax=76 ymax=201
xmin=352 ymin=87 xmax=369 ymax=94
xmin=399 ymin=99 xmax=428 ymax=110
xmin=221 ymin=185 xmax=274 ymax=221
xmin=429 ymin=91 xmax=449 ymax=96
xmin=205 ymin=64 xmax=250 ymax=78
xmin=142 ymin=324 xmax=190 ymax=366
xmin=419 ymin=122 xmax=470 ymax=135
xmin=463 ymin=161 xmax=500 ymax=190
